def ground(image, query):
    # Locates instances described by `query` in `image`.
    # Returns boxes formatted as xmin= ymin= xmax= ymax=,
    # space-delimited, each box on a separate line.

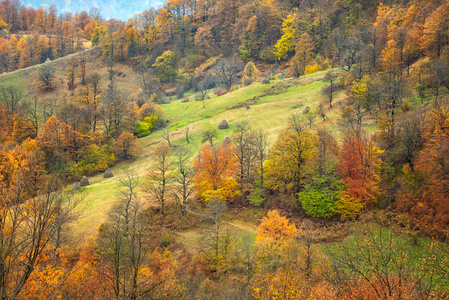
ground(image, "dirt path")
xmin=186 ymin=208 xmax=258 ymax=235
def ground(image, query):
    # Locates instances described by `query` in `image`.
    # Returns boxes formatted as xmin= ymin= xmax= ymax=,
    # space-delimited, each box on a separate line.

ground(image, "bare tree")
xmin=0 ymin=86 xmax=23 ymax=117
xmin=326 ymin=225 xmax=449 ymax=299
xmin=251 ymin=129 xmax=268 ymax=191
xmin=145 ymin=142 xmax=174 ymax=215
xmin=162 ymin=128 xmax=171 ymax=147
xmin=321 ymin=71 xmax=337 ymax=108
xmin=214 ymin=57 xmax=243 ymax=90
xmin=173 ymin=148 xmax=194 ymax=217
xmin=202 ymin=128 xmax=217 ymax=146
xmin=396 ymin=108 xmax=427 ymax=172
xmin=87 ymin=71 xmax=102 ymax=132
xmin=138 ymin=62 xmax=159 ymax=99
xmin=25 ymin=96 xmax=41 ymax=138
xmin=197 ymin=74 xmax=215 ymax=101
xmin=37 ymin=64 xmax=56 ymax=90
xmin=233 ymin=122 xmax=255 ymax=191
xmin=99 ymin=171 xmax=161 ymax=299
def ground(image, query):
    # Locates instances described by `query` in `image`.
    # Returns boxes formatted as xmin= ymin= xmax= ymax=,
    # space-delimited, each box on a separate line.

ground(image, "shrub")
xmin=243 ymin=77 xmax=253 ymax=86
xmin=299 ymin=187 xmax=337 ymax=218
xmin=135 ymin=115 xmax=158 ymax=137
xmin=304 ymin=63 xmax=323 ymax=75
xmin=137 ymin=102 xmax=165 ymax=129
xmin=261 ymin=77 xmax=270 ymax=84
xmin=216 ymin=87 xmax=227 ymax=96
xmin=175 ymin=84 xmax=185 ymax=99
xmin=248 ymin=188 xmax=264 ymax=206
xmin=335 ymin=194 xmax=363 ymax=220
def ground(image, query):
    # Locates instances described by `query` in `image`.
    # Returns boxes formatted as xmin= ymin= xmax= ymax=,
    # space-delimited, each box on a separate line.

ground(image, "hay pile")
xmin=104 ymin=168 xmax=113 ymax=178
xmin=218 ymin=119 xmax=229 ymax=129
xmin=72 ymin=182 xmax=81 ymax=191
xmin=80 ymin=176 xmax=89 ymax=187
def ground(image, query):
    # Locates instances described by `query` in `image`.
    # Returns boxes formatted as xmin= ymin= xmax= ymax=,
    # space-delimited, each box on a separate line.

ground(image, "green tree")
xmin=152 ymin=50 xmax=177 ymax=82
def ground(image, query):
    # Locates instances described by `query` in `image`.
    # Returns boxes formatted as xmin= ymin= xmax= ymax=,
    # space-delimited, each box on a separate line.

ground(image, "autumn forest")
xmin=1 ymin=0 xmax=449 ymax=298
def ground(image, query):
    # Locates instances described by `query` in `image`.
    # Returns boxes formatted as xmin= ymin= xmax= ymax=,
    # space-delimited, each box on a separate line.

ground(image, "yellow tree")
xmin=273 ymin=13 xmax=296 ymax=61
xmin=257 ymin=210 xmax=297 ymax=244
xmin=264 ymin=116 xmax=317 ymax=195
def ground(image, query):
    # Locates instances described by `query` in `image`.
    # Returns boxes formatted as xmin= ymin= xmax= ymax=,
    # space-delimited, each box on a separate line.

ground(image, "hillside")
xmin=70 ymin=69 xmax=347 ymax=243
xmin=1 ymin=0 xmax=449 ymax=298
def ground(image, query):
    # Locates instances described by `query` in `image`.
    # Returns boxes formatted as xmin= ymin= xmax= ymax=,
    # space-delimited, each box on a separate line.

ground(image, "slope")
xmin=70 ymin=69 xmax=348 ymax=244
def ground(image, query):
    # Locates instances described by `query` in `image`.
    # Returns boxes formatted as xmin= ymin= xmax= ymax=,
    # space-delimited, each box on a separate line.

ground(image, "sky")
xmin=23 ymin=0 xmax=164 ymax=20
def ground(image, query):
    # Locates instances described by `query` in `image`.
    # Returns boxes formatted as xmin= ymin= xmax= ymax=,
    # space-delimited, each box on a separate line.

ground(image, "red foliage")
xmin=338 ymin=132 xmax=383 ymax=207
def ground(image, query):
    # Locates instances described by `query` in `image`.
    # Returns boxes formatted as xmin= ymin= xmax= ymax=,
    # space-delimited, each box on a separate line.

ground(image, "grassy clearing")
xmin=67 ymin=71 xmax=352 ymax=244
xmin=66 ymin=73 xmax=346 ymax=244
xmin=0 ymin=63 xmax=347 ymax=246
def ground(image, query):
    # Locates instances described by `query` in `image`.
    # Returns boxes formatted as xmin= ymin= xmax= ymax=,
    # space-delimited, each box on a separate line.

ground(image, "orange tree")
xmin=193 ymin=141 xmax=239 ymax=202
xmin=337 ymin=131 xmax=383 ymax=218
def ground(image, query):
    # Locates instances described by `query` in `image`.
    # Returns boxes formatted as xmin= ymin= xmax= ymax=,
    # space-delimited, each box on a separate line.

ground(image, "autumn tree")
xmin=264 ymin=115 xmax=317 ymax=195
xmin=0 ymin=160 xmax=80 ymax=299
xmin=337 ymin=131 xmax=383 ymax=217
xmin=299 ymin=129 xmax=342 ymax=219
xmin=112 ymin=132 xmax=138 ymax=161
xmin=292 ymin=32 xmax=314 ymax=77
xmin=422 ymin=3 xmax=449 ymax=57
xmin=274 ymin=13 xmax=296 ymax=61
xmin=257 ymin=210 xmax=297 ymax=245
xmin=193 ymin=140 xmax=239 ymax=202
xmin=396 ymin=101 xmax=449 ymax=238
xmin=152 ymin=50 xmax=177 ymax=82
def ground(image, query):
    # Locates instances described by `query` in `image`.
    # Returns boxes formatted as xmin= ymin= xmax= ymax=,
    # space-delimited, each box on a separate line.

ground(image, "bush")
xmin=304 ymin=63 xmax=323 ymax=75
xmin=248 ymin=188 xmax=264 ymax=206
xmin=299 ymin=187 xmax=337 ymax=218
xmin=135 ymin=115 xmax=158 ymax=137
xmin=137 ymin=102 xmax=165 ymax=129
xmin=175 ymin=84 xmax=185 ymax=99
xmin=261 ymin=77 xmax=270 ymax=84
xmin=65 ymin=144 xmax=115 ymax=177
xmin=243 ymin=77 xmax=252 ymax=86
xmin=335 ymin=194 xmax=363 ymax=220
xmin=216 ymin=87 xmax=227 ymax=96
